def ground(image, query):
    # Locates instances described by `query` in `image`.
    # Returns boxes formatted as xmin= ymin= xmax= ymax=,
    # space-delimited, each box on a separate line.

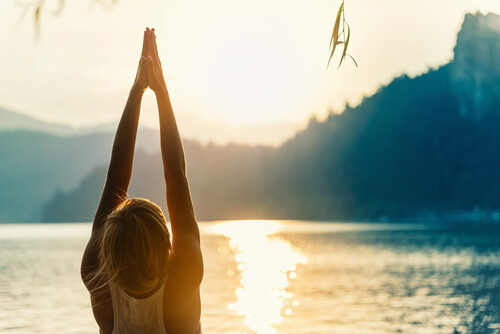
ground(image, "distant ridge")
xmin=0 ymin=107 xmax=74 ymax=135
xmin=0 ymin=106 xmax=154 ymax=137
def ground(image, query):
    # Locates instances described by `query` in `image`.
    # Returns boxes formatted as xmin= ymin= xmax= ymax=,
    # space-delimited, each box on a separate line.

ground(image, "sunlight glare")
xmin=211 ymin=220 xmax=308 ymax=334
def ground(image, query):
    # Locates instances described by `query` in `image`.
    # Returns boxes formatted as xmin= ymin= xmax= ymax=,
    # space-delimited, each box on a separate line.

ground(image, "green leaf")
xmin=329 ymin=3 xmax=344 ymax=50
xmin=53 ymin=0 xmax=65 ymax=16
xmin=338 ymin=22 xmax=351 ymax=69
xmin=35 ymin=4 xmax=40 ymax=21
xmin=34 ymin=4 xmax=41 ymax=40
xmin=327 ymin=3 xmax=344 ymax=69
xmin=347 ymin=54 xmax=358 ymax=67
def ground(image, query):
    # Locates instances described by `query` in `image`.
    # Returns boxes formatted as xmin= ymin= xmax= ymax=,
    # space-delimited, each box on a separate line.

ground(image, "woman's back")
xmin=93 ymin=261 xmax=202 ymax=334
xmin=109 ymin=282 xmax=167 ymax=334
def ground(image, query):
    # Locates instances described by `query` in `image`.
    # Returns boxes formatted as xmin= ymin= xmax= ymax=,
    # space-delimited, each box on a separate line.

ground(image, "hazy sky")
xmin=1 ymin=0 xmax=500 ymax=145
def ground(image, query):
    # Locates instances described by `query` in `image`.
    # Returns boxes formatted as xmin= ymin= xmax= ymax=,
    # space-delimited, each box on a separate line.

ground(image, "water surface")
xmin=1 ymin=221 xmax=500 ymax=333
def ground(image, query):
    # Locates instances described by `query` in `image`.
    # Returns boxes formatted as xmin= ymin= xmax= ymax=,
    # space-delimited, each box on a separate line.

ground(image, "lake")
xmin=1 ymin=221 xmax=500 ymax=333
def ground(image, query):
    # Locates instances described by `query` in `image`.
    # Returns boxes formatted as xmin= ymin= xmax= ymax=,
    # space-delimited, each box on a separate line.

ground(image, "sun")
xmin=162 ymin=0 xmax=321 ymax=125
xmin=199 ymin=29 xmax=309 ymax=123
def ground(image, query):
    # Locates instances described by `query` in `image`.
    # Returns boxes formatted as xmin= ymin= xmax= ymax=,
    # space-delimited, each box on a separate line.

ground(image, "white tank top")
xmin=109 ymin=282 xmax=167 ymax=334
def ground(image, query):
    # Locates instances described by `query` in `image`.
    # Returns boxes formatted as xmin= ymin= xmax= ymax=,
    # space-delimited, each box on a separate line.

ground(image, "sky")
xmin=1 ymin=0 xmax=500 ymax=145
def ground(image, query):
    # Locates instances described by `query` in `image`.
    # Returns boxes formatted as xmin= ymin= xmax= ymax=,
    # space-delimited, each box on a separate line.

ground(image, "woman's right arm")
xmin=146 ymin=31 xmax=203 ymax=282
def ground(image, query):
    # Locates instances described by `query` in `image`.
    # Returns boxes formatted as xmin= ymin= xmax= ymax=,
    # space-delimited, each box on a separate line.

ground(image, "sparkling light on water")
xmin=211 ymin=220 xmax=308 ymax=334
xmin=3 ymin=223 xmax=500 ymax=333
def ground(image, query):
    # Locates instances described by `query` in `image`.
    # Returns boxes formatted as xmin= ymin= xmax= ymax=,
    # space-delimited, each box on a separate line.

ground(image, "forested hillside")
xmin=41 ymin=13 xmax=500 ymax=222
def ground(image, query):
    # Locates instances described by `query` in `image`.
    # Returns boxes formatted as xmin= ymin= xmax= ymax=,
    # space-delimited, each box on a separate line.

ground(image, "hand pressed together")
xmin=132 ymin=30 xmax=149 ymax=93
xmin=146 ymin=28 xmax=167 ymax=95
xmin=132 ymin=27 xmax=167 ymax=95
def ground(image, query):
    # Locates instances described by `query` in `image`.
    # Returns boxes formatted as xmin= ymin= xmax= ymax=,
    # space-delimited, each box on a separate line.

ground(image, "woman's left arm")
xmin=81 ymin=30 xmax=149 ymax=281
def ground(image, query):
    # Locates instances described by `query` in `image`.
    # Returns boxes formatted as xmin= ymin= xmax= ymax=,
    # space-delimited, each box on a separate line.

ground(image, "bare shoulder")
xmin=169 ymin=237 xmax=204 ymax=287
xmin=81 ymin=232 xmax=101 ymax=287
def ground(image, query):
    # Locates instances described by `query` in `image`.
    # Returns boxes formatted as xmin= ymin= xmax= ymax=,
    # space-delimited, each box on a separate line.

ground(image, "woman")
xmin=81 ymin=28 xmax=203 ymax=334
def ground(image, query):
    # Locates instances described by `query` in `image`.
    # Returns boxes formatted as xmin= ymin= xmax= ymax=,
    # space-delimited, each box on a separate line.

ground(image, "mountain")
xmin=0 ymin=107 xmax=162 ymax=222
xmin=451 ymin=12 xmax=500 ymax=119
xmin=41 ymin=141 xmax=274 ymax=222
xmin=267 ymin=12 xmax=500 ymax=221
xmin=0 ymin=131 xmax=115 ymax=222
xmin=0 ymin=107 xmax=75 ymax=135
xmin=40 ymin=12 xmax=500 ymax=223
xmin=0 ymin=106 xmax=160 ymax=144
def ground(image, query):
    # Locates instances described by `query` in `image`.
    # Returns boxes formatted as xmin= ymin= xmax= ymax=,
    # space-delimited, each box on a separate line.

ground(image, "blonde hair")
xmin=94 ymin=198 xmax=171 ymax=297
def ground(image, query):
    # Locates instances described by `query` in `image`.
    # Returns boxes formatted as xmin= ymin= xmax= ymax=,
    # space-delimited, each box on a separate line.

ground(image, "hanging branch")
xmin=15 ymin=0 xmax=117 ymax=39
xmin=327 ymin=1 xmax=357 ymax=70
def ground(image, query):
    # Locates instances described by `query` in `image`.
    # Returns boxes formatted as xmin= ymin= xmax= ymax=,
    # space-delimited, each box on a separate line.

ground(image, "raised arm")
xmin=93 ymin=31 xmax=149 ymax=232
xmin=82 ymin=30 xmax=149 ymax=276
xmin=146 ymin=30 xmax=201 ymax=266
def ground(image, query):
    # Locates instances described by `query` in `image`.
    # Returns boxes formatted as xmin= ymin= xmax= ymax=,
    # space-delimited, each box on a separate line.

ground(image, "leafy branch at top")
xmin=15 ymin=0 xmax=117 ymax=39
xmin=327 ymin=1 xmax=357 ymax=70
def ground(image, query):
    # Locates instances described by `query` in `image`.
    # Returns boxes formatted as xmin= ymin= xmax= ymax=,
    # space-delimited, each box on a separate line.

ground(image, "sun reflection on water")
xmin=211 ymin=220 xmax=308 ymax=334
